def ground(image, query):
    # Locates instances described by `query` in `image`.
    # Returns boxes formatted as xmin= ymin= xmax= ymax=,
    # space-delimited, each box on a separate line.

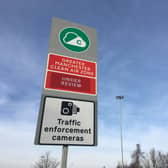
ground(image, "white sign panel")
xmin=39 ymin=97 xmax=95 ymax=145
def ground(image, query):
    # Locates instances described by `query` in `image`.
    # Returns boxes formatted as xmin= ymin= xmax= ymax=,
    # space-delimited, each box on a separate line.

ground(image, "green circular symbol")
xmin=59 ymin=27 xmax=90 ymax=52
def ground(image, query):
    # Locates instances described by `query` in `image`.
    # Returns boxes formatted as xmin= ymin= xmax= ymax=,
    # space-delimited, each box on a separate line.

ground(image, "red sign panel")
xmin=45 ymin=53 xmax=97 ymax=95
xmin=45 ymin=71 xmax=96 ymax=95
xmin=48 ymin=54 xmax=96 ymax=77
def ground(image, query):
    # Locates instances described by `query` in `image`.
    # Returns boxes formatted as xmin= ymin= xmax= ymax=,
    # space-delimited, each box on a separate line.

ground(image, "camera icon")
xmin=61 ymin=101 xmax=80 ymax=115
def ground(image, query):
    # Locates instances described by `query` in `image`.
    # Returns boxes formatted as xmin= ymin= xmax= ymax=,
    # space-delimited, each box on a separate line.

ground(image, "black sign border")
xmin=38 ymin=96 xmax=96 ymax=146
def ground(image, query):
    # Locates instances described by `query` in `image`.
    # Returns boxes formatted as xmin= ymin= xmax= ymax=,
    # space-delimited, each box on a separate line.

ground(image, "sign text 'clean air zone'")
xmin=45 ymin=53 xmax=97 ymax=95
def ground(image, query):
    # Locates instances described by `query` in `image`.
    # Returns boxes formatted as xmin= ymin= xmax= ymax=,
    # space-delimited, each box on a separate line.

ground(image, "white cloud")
xmin=0 ymin=120 xmax=61 ymax=168
xmin=0 ymin=30 xmax=45 ymax=86
xmin=0 ymin=96 xmax=39 ymax=122
xmin=1 ymin=116 xmax=168 ymax=168
xmin=0 ymin=96 xmax=8 ymax=105
xmin=0 ymin=82 xmax=13 ymax=106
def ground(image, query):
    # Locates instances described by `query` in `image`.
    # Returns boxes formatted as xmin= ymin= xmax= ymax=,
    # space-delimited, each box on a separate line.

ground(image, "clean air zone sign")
xmin=44 ymin=53 xmax=97 ymax=95
xmin=59 ymin=27 xmax=90 ymax=52
xmin=34 ymin=17 xmax=97 ymax=146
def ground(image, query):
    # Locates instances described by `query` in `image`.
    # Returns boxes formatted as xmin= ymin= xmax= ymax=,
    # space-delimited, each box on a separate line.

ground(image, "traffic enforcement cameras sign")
xmin=39 ymin=97 xmax=95 ymax=145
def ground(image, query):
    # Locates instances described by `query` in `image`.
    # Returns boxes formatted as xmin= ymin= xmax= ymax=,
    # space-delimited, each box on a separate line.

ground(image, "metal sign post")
xmin=116 ymin=96 xmax=124 ymax=168
xmin=61 ymin=145 xmax=68 ymax=168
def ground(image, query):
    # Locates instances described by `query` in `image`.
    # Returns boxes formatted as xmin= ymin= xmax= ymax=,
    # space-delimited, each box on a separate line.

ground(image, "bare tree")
xmin=142 ymin=159 xmax=150 ymax=168
xmin=116 ymin=162 xmax=129 ymax=168
xmin=141 ymin=149 xmax=157 ymax=168
xmin=149 ymin=149 xmax=156 ymax=168
xmin=114 ymin=144 xmax=168 ymax=168
xmin=135 ymin=148 xmax=168 ymax=168
xmin=129 ymin=144 xmax=145 ymax=168
xmin=33 ymin=152 xmax=59 ymax=168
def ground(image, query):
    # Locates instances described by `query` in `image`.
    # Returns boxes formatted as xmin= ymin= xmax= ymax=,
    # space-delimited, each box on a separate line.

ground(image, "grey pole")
xmin=61 ymin=145 xmax=68 ymax=168
xmin=116 ymin=96 xmax=124 ymax=168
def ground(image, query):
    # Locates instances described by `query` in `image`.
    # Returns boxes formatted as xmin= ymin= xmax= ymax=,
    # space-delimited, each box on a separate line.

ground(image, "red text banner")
xmin=45 ymin=71 xmax=96 ymax=95
xmin=48 ymin=54 xmax=96 ymax=77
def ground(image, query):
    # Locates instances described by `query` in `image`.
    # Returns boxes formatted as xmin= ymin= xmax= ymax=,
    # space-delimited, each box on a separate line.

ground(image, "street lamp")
xmin=116 ymin=96 xmax=124 ymax=168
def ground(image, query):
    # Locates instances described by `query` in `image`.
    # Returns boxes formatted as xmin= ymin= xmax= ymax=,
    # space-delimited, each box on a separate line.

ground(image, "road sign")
xmin=44 ymin=53 xmax=97 ymax=95
xmin=47 ymin=54 xmax=96 ymax=77
xmin=34 ymin=17 xmax=97 ymax=146
xmin=39 ymin=97 xmax=95 ymax=145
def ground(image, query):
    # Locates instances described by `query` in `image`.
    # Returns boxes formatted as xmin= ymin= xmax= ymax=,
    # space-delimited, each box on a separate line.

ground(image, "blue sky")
xmin=1 ymin=0 xmax=168 ymax=168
